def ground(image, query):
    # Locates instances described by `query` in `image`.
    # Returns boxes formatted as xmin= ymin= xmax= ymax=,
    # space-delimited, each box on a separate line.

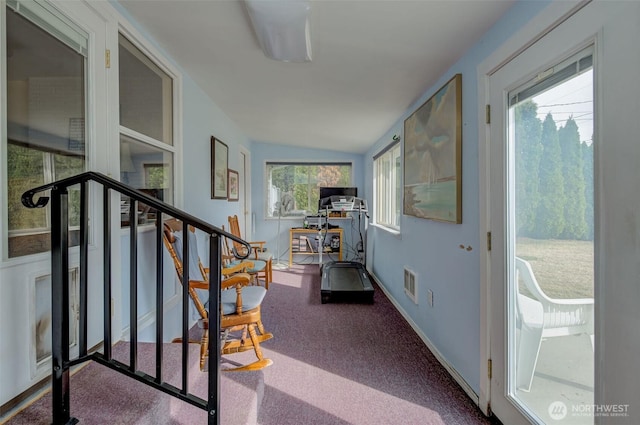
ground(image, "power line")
xmin=536 ymin=100 xmax=592 ymax=108
xmin=536 ymin=112 xmax=593 ymax=118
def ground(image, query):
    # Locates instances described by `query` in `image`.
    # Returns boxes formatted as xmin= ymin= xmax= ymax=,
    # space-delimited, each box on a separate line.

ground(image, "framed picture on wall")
xmin=403 ymin=73 xmax=462 ymax=223
xmin=211 ymin=136 xmax=228 ymax=199
xmin=228 ymin=169 xmax=239 ymax=202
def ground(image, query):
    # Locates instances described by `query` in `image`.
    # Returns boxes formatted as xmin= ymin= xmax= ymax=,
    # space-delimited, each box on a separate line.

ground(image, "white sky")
xmin=532 ymin=70 xmax=593 ymax=144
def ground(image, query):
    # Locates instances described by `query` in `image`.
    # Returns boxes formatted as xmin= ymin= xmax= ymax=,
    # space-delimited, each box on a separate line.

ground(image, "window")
xmin=374 ymin=142 xmax=401 ymax=230
xmin=144 ymin=163 xmax=170 ymax=189
xmin=118 ymin=34 xmax=175 ymax=226
xmin=266 ymin=162 xmax=352 ymax=218
xmin=118 ymin=34 xmax=173 ymax=145
xmin=5 ymin=5 xmax=87 ymax=257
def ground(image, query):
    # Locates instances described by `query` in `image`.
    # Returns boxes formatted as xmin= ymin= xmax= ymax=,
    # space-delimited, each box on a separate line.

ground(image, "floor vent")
xmin=404 ymin=267 xmax=418 ymax=304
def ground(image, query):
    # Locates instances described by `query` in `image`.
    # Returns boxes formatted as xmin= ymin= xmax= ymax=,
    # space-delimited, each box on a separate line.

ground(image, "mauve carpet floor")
xmin=5 ymin=264 xmax=499 ymax=425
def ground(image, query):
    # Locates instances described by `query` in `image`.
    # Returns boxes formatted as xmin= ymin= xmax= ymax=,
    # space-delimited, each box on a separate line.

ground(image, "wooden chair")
xmin=162 ymin=218 xmax=273 ymax=372
xmin=227 ymin=215 xmax=273 ymax=289
xmin=222 ymin=224 xmax=268 ymax=289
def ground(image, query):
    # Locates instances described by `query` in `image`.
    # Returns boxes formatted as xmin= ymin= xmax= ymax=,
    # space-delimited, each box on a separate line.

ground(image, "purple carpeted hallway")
xmin=5 ymin=265 xmax=500 ymax=425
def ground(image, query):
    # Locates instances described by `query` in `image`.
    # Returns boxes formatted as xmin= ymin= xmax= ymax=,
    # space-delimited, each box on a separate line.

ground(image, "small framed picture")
xmin=228 ymin=169 xmax=239 ymax=202
xmin=211 ymin=136 xmax=228 ymax=199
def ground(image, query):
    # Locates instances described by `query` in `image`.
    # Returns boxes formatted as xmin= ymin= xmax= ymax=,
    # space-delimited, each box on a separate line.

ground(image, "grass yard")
xmin=516 ymin=237 xmax=594 ymax=299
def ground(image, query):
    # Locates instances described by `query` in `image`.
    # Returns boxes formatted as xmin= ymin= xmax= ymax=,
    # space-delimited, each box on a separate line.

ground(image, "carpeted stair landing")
xmin=5 ymin=341 xmax=263 ymax=425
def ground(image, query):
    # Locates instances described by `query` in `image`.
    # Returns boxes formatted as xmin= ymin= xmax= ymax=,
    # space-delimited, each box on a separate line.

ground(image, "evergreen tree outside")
xmin=514 ymin=100 xmax=543 ymax=237
xmin=534 ymin=113 xmax=565 ymax=238
xmin=581 ymin=139 xmax=595 ymax=240
xmin=512 ymin=107 xmax=594 ymax=242
xmin=558 ymin=117 xmax=587 ymax=239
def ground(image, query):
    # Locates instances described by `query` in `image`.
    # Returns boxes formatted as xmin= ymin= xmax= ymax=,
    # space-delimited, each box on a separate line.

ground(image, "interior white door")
xmin=486 ymin=2 xmax=640 ymax=424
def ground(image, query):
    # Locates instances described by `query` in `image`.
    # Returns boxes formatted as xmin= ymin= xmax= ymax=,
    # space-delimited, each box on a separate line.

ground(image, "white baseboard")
xmin=368 ymin=269 xmax=480 ymax=406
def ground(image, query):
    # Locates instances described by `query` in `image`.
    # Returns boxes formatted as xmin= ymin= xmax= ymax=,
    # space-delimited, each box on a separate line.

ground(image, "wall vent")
xmin=404 ymin=267 xmax=418 ymax=304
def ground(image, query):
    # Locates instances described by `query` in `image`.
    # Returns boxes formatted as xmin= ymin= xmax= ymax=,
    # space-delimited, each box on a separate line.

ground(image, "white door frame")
xmin=480 ymin=1 xmax=640 ymax=424
xmin=478 ymin=0 xmax=591 ymax=420
xmin=239 ymin=146 xmax=252 ymax=237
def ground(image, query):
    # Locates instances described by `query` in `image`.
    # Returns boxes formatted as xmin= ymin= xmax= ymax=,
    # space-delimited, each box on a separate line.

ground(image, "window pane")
xmin=374 ymin=143 xmax=400 ymax=230
xmin=7 ymin=142 xmax=47 ymax=231
xmin=509 ymin=55 xmax=594 ymax=416
xmin=119 ymin=34 xmax=173 ymax=145
xmin=6 ymin=7 xmax=86 ymax=257
xmin=54 ymin=152 xmax=84 ymax=227
xmin=394 ymin=145 xmax=402 ymax=227
xmin=120 ymin=136 xmax=173 ymax=226
xmin=267 ymin=163 xmax=352 ymax=217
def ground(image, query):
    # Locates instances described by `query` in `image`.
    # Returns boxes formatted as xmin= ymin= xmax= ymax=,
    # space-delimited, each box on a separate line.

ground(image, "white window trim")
xmin=1 ymin=0 xmax=99 ymax=265
xmin=373 ymin=141 xmax=401 ymax=232
xmin=111 ymin=9 xmax=183 ymax=210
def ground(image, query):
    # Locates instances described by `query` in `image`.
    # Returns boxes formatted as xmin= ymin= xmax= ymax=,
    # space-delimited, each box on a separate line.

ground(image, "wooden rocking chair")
xmin=162 ymin=218 xmax=273 ymax=372
xmin=227 ymin=215 xmax=273 ymax=288
xmin=222 ymin=224 xmax=268 ymax=289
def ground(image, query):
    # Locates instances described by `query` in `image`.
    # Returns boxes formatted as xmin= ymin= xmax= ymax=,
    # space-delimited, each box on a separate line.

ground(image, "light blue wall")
xmin=250 ymin=142 xmax=365 ymax=263
xmin=181 ymin=77 xmax=251 ymax=224
xmin=363 ymin=0 xmax=550 ymax=393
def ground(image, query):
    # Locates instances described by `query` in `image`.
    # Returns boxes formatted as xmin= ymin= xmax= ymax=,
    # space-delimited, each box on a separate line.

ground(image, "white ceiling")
xmin=119 ymin=0 xmax=515 ymax=154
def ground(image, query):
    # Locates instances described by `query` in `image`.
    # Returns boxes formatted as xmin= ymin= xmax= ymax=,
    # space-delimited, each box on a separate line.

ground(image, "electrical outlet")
xmin=356 ymin=241 xmax=364 ymax=252
xmin=427 ymin=289 xmax=434 ymax=307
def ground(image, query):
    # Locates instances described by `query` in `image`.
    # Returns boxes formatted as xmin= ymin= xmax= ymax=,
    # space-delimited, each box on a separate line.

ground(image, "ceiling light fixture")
xmin=243 ymin=0 xmax=312 ymax=63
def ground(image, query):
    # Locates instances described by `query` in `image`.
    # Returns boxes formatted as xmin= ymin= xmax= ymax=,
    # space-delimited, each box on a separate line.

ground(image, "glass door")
xmin=486 ymin=2 xmax=640 ymax=424
xmin=484 ymin=2 xmax=606 ymax=423
xmin=507 ymin=47 xmax=595 ymax=424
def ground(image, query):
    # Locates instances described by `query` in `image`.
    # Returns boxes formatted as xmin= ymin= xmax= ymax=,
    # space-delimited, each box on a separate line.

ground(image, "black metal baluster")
xmin=181 ymin=221 xmax=190 ymax=395
xmin=79 ymin=181 xmax=88 ymax=357
xmin=155 ymin=212 xmax=164 ymax=383
xmin=103 ymin=188 xmax=112 ymax=360
xmin=208 ymin=234 xmax=221 ymax=425
xmin=130 ymin=199 xmax=138 ymax=371
xmin=51 ymin=187 xmax=78 ymax=424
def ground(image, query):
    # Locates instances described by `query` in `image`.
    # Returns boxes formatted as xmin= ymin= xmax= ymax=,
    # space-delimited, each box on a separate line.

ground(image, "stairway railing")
xmin=22 ymin=171 xmax=250 ymax=425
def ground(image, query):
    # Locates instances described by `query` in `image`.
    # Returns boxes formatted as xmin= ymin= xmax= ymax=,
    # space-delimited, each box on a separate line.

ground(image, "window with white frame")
xmin=266 ymin=162 xmax=352 ymax=218
xmin=374 ymin=142 xmax=401 ymax=230
xmin=5 ymin=4 xmax=88 ymax=258
xmin=118 ymin=33 xmax=175 ymax=226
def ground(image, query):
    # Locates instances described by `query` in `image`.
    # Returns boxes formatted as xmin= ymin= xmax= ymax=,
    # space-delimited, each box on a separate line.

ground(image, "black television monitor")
xmin=318 ymin=187 xmax=358 ymax=210
xmin=319 ymin=187 xmax=357 ymax=200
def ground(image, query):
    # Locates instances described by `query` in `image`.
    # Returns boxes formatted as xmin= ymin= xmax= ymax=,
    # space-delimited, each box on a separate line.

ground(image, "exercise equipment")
xmin=321 ymin=261 xmax=374 ymax=304
xmin=317 ymin=194 xmax=373 ymax=304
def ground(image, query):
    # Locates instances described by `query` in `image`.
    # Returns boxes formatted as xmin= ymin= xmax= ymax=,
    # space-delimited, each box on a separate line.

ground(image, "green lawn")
xmin=516 ymin=238 xmax=594 ymax=299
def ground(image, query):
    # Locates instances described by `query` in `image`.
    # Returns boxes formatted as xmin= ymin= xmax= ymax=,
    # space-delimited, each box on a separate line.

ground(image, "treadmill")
xmin=321 ymin=261 xmax=374 ymax=304
xmin=318 ymin=194 xmax=374 ymax=304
